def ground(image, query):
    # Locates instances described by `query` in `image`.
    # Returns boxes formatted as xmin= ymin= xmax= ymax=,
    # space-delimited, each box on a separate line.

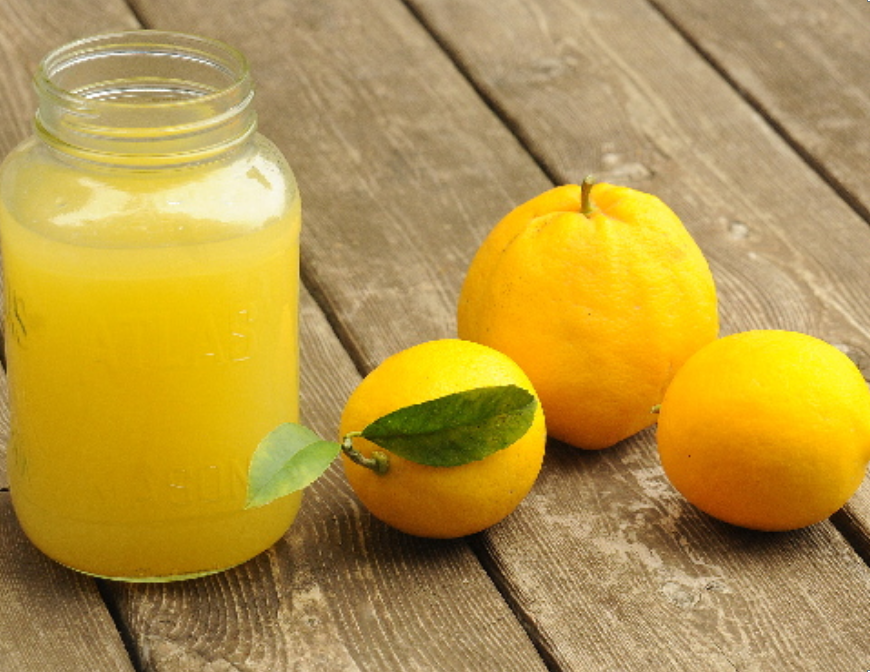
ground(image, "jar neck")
xmin=34 ymin=30 xmax=257 ymax=167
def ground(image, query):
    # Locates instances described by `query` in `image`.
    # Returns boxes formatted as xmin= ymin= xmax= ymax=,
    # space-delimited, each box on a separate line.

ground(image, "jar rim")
xmin=32 ymin=30 xmax=258 ymax=165
xmin=35 ymin=29 xmax=252 ymax=111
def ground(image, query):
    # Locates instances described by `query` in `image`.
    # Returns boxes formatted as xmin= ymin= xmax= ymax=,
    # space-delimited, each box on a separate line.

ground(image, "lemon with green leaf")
xmin=245 ymin=339 xmax=545 ymax=539
xmin=338 ymin=339 xmax=546 ymax=538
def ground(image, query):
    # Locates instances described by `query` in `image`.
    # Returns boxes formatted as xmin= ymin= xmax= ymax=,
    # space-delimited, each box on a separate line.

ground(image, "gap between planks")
xmin=96 ymin=580 xmax=147 ymax=672
xmin=644 ymin=0 xmax=870 ymax=225
xmin=397 ymin=0 xmax=563 ymax=186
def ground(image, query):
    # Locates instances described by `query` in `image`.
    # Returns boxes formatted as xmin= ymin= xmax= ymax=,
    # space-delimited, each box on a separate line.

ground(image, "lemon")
xmin=339 ymin=339 xmax=546 ymax=538
xmin=657 ymin=330 xmax=870 ymax=531
xmin=458 ymin=180 xmax=718 ymax=449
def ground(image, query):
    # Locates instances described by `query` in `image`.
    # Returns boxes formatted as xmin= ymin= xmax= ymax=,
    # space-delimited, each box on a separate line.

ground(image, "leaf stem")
xmin=341 ymin=431 xmax=390 ymax=475
xmin=581 ymin=174 xmax=596 ymax=216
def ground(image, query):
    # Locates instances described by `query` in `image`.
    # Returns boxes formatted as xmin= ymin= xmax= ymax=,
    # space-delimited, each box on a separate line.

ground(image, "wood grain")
xmin=0 ymin=0 xmax=138 ymax=151
xmin=483 ymin=436 xmax=870 ymax=670
xmin=0 ymin=368 xmax=9 ymax=488
xmin=109 ymin=470 xmax=546 ymax=672
xmin=647 ymin=0 xmax=870 ymax=570
xmin=649 ymin=0 xmax=870 ymax=218
xmin=130 ymin=0 xmax=870 ymax=667
xmin=0 ymin=495 xmax=135 ymax=672
xmin=408 ymin=0 xmax=870 ymax=488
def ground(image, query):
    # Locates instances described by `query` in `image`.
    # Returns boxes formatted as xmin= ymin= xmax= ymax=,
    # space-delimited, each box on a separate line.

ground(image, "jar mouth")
xmin=34 ymin=30 xmax=257 ymax=164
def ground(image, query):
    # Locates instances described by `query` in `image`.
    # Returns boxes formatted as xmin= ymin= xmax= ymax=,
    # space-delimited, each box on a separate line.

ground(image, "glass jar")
xmin=0 ymin=30 xmax=303 ymax=581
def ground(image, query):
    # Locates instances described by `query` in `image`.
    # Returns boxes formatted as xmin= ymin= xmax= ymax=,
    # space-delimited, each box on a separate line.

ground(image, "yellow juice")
xmin=2 ymin=144 xmax=303 ymax=580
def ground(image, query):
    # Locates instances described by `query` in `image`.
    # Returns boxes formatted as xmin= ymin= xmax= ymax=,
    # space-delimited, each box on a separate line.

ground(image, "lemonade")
xmin=0 ymin=31 xmax=303 ymax=580
xmin=1 ymin=144 xmax=302 ymax=579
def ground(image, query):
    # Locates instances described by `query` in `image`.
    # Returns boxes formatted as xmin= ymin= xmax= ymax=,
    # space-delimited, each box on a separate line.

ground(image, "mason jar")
xmin=0 ymin=30 xmax=303 ymax=581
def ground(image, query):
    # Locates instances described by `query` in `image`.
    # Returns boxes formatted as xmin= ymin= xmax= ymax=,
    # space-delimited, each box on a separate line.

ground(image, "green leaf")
xmin=360 ymin=385 xmax=537 ymax=467
xmin=245 ymin=423 xmax=340 ymax=509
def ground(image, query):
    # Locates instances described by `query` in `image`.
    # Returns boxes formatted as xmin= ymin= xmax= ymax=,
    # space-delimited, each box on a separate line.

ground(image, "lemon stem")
xmin=581 ymin=175 xmax=595 ymax=216
xmin=341 ymin=432 xmax=390 ymax=475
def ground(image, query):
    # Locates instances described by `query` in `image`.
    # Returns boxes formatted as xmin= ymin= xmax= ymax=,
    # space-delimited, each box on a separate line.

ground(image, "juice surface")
xmin=2 ymin=148 xmax=302 ymax=580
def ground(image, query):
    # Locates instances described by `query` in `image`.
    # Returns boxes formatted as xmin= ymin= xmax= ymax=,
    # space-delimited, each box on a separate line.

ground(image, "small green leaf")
xmin=360 ymin=385 xmax=537 ymax=467
xmin=246 ymin=423 xmax=340 ymax=509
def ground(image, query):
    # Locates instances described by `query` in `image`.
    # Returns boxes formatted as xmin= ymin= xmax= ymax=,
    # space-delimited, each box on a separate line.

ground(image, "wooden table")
xmin=1 ymin=0 xmax=869 ymax=669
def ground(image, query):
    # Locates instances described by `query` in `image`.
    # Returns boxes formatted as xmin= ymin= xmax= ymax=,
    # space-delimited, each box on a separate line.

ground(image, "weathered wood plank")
xmin=0 ymin=494 xmax=136 ymax=672
xmin=649 ymin=0 xmax=870 ymax=218
xmin=102 ymin=285 xmax=549 ymax=672
xmin=834 ymin=480 xmax=870 ymax=566
xmin=478 ymin=438 xmax=870 ymax=669
xmin=0 ymin=2 xmax=133 ymax=147
xmin=0 ymin=0 xmax=138 ymax=162
xmin=0 ymin=369 xmax=9 ymax=488
xmin=102 ymin=3 xmax=555 ymax=666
